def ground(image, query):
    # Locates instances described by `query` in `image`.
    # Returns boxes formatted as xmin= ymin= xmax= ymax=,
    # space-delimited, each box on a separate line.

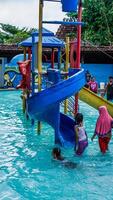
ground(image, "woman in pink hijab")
xmin=91 ymin=106 xmax=113 ymax=153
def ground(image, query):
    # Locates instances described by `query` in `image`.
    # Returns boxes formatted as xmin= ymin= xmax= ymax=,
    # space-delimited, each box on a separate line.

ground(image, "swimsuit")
xmin=75 ymin=126 xmax=88 ymax=155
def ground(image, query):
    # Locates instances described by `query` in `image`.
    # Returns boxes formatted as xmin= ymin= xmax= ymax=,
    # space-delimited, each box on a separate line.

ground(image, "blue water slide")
xmin=27 ymin=68 xmax=85 ymax=147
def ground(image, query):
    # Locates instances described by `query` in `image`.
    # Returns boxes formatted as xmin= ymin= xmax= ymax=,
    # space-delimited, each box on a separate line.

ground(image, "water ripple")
xmin=0 ymin=92 xmax=113 ymax=200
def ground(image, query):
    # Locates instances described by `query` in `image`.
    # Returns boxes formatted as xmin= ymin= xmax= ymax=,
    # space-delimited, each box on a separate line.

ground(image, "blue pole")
xmin=42 ymin=21 xmax=84 ymax=26
xmin=32 ymin=34 xmax=35 ymax=95
xmin=44 ymin=0 xmax=60 ymax=2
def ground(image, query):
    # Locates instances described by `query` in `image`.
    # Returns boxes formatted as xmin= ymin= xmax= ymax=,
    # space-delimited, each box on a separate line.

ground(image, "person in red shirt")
xmin=89 ymin=77 xmax=98 ymax=93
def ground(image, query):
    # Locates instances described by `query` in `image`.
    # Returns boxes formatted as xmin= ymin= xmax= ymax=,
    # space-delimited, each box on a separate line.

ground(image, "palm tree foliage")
xmin=0 ymin=23 xmax=37 ymax=44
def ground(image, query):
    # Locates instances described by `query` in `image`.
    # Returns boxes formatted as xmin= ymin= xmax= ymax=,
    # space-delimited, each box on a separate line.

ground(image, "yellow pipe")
xmin=37 ymin=0 xmax=43 ymax=133
xmin=79 ymin=87 xmax=113 ymax=117
xmin=37 ymin=121 xmax=42 ymax=134
xmin=22 ymin=90 xmax=29 ymax=114
xmin=64 ymin=37 xmax=69 ymax=114
xmin=22 ymin=95 xmax=26 ymax=113
xmin=38 ymin=0 xmax=43 ymax=91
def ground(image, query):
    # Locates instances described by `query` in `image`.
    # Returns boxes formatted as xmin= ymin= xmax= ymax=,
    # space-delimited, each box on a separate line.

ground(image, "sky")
xmin=0 ymin=0 xmax=66 ymax=33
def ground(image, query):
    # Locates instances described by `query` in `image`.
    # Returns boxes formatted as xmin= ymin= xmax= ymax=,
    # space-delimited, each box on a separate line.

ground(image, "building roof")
xmin=1 ymin=44 xmax=113 ymax=54
xmin=0 ymin=44 xmax=22 ymax=51
xmin=0 ymin=44 xmax=113 ymax=64
xmin=56 ymin=18 xmax=77 ymax=41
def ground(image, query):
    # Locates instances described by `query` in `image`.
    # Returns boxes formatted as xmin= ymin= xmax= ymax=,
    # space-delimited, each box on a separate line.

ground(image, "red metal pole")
xmin=51 ymin=48 xmax=54 ymax=68
xmin=75 ymin=0 xmax=82 ymax=115
xmin=28 ymin=47 xmax=32 ymax=60
xmin=76 ymin=0 xmax=82 ymax=68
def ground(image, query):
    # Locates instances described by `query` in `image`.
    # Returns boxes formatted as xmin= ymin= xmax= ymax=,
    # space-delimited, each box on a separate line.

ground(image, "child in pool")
xmin=74 ymin=113 xmax=88 ymax=155
xmin=52 ymin=147 xmax=77 ymax=169
xmin=91 ymin=106 xmax=113 ymax=153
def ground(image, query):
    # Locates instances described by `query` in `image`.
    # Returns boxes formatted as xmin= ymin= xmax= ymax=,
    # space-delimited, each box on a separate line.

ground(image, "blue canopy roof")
xmin=19 ymin=28 xmax=65 ymax=48
xmin=32 ymin=27 xmax=54 ymax=36
xmin=19 ymin=36 xmax=64 ymax=48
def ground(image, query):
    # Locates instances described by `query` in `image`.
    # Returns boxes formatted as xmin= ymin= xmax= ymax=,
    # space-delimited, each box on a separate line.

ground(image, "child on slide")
xmin=91 ymin=106 xmax=113 ymax=153
xmin=74 ymin=113 xmax=88 ymax=155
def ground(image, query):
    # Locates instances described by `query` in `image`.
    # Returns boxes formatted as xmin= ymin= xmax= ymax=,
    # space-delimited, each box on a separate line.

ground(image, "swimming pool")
xmin=0 ymin=91 xmax=113 ymax=200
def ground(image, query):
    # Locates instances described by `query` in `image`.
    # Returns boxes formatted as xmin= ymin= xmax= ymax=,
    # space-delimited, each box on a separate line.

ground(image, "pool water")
xmin=0 ymin=91 xmax=113 ymax=200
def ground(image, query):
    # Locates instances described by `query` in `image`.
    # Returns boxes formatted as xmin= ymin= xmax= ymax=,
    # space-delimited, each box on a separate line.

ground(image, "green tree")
xmin=0 ymin=23 xmax=37 ymax=44
xmin=66 ymin=0 xmax=113 ymax=45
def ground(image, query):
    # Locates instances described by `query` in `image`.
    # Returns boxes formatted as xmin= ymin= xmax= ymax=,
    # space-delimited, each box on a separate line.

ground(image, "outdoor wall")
xmin=82 ymin=64 xmax=113 ymax=85
xmin=0 ymin=57 xmax=7 ymax=88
